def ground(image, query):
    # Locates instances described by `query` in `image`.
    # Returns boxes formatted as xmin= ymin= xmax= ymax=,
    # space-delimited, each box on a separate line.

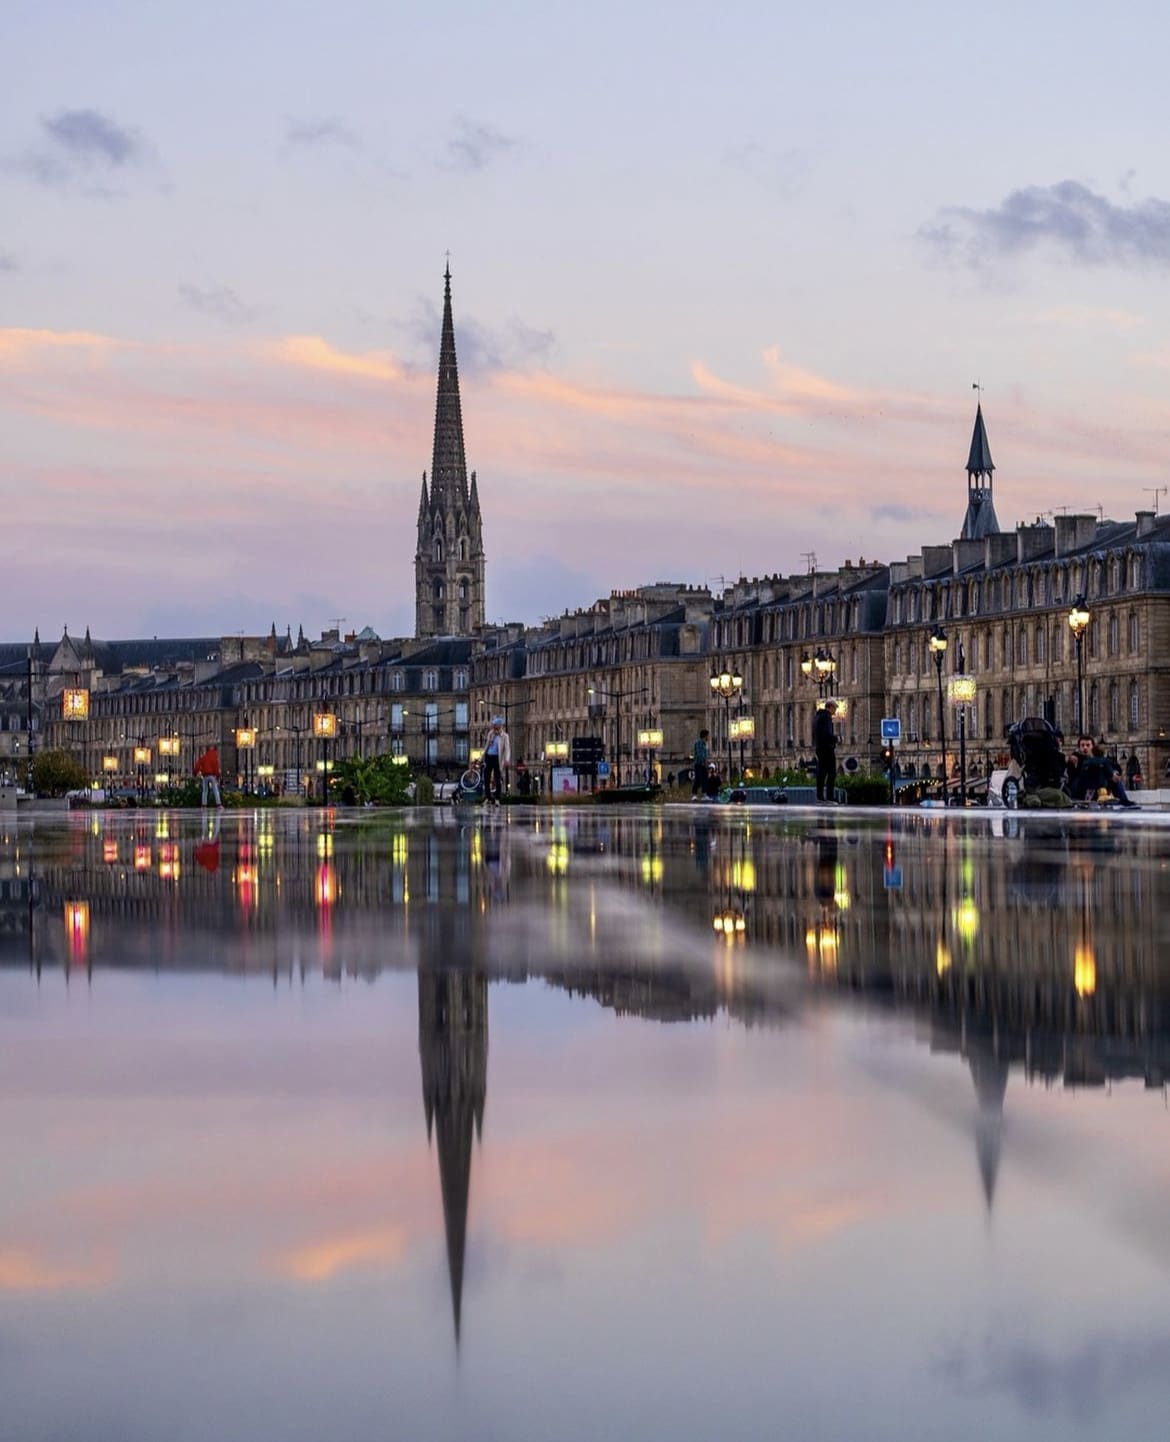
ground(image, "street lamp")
xmin=709 ymin=670 xmax=744 ymax=786
xmin=313 ymin=712 xmax=337 ymax=806
xmin=929 ymin=625 xmax=948 ymax=801
xmin=235 ymin=725 xmax=256 ymax=794
xmin=1068 ymin=595 xmax=1091 ymax=733
xmin=729 ymin=716 xmax=754 ymax=780
xmin=948 ymin=654 xmax=976 ymax=807
xmin=636 ymin=727 xmax=663 ymax=784
xmin=544 ymin=738 xmax=568 ymax=793
xmin=133 ymin=743 xmax=151 ymax=802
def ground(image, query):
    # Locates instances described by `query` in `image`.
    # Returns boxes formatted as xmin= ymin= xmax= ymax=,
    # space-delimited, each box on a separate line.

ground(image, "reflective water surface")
xmin=3 ymin=804 xmax=1170 ymax=1442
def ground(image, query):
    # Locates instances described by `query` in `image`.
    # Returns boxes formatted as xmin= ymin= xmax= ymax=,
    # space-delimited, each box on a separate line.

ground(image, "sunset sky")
xmin=4 ymin=0 xmax=1170 ymax=640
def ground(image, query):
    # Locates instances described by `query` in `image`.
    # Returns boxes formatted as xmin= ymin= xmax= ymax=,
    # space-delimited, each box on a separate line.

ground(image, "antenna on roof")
xmin=801 ymin=551 xmax=817 ymax=574
xmin=1143 ymin=485 xmax=1168 ymax=515
xmin=1096 ymin=503 xmax=1104 ymax=523
xmin=328 ymin=617 xmax=348 ymax=632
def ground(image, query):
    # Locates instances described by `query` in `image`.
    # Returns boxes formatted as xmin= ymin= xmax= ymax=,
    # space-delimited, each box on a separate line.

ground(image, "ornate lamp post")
xmin=133 ymin=743 xmax=151 ymax=802
xmin=1068 ymin=595 xmax=1091 ymax=733
xmin=312 ymin=712 xmax=337 ymax=806
xmin=62 ymin=685 xmax=89 ymax=786
xmin=929 ymin=625 xmax=948 ymax=800
xmin=947 ymin=649 xmax=975 ymax=807
xmin=709 ymin=670 xmax=744 ymax=785
xmin=636 ymin=727 xmax=663 ymax=784
xmin=729 ymin=715 xmax=755 ymax=780
xmin=235 ymin=725 xmax=256 ymax=794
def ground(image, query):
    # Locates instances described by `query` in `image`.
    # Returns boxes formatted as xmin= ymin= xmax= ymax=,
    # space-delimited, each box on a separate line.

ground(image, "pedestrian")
xmin=691 ymin=729 xmax=710 ymax=800
xmin=813 ymin=701 xmax=838 ymax=803
xmin=481 ymin=717 xmax=510 ymax=806
xmin=1126 ymin=751 xmax=1142 ymax=791
xmin=194 ymin=744 xmax=223 ymax=807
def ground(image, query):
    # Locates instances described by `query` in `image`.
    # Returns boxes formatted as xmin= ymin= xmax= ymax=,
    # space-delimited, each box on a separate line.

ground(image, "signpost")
xmin=880 ymin=718 xmax=901 ymax=805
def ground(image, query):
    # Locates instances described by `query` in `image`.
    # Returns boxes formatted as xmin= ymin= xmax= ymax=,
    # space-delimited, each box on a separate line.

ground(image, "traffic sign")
xmin=596 ymin=761 xmax=610 ymax=779
xmin=880 ymin=717 xmax=901 ymax=741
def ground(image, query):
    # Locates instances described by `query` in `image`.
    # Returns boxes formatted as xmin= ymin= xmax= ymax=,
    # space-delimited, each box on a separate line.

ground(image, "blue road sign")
xmin=596 ymin=761 xmax=610 ymax=779
xmin=880 ymin=717 xmax=901 ymax=741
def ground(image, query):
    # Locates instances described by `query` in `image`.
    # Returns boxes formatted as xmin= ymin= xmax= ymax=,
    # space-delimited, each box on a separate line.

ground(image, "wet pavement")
xmin=3 ymin=802 xmax=1170 ymax=1441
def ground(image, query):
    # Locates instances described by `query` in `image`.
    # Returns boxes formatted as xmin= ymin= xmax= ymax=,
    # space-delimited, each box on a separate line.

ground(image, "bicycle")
xmin=451 ymin=766 xmax=484 ymax=803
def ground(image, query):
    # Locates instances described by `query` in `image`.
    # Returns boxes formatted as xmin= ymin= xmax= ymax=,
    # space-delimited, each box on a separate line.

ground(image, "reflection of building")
xmin=419 ymin=966 xmax=487 ymax=1344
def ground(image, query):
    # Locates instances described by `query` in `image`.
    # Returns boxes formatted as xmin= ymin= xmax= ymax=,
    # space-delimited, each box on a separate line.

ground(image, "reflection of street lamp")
xmin=313 ymin=712 xmax=337 ymax=806
xmin=1068 ymin=595 xmax=1091 ymax=733
xmin=709 ymin=670 xmax=743 ymax=785
xmin=929 ymin=625 xmax=948 ymax=799
xmin=948 ymin=654 xmax=975 ymax=806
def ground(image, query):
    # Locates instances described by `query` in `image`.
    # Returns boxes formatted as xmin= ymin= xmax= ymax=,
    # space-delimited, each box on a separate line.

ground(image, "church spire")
xmin=430 ymin=264 xmax=468 ymax=510
xmin=961 ymin=399 xmax=1001 ymax=540
xmin=414 ymin=265 xmax=487 ymax=639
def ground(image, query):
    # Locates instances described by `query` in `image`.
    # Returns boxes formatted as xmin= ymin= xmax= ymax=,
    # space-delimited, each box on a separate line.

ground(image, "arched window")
xmin=1128 ymin=610 xmax=1139 ymax=654
xmin=423 ymin=669 xmax=439 ymax=691
xmin=458 ymin=580 xmax=468 ymax=603
xmin=1129 ymin=680 xmax=1140 ymax=730
xmin=1108 ymin=612 xmax=1119 ymax=655
xmin=432 ymin=579 xmax=444 ymax=600
xmin=1034 ymin=623 xmax=1045 ymax=664
xmin=433 ymin=536 xmax=443 ymax=562
xmin=459 ymin=537 xmax=468 ymax=562
xmin=1017 ymin=629 xmax=1027 ymax=667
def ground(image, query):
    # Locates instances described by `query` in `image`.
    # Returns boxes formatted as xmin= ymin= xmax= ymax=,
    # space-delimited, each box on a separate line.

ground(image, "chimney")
xmin=1017 ymin=521 xmax=1055 ymax=563
xmin=1136 ymin=509 xmax=1157 ymax=538
xmin=952 ymin=538 xmax=984 ymax=573
xmin=984 ymin=533 xmax=1016 ymax=568
xmin=921 ymin=545 xmax=951 ymax=578
xmin=1054 ymin=513 xmax=1098 ymax=557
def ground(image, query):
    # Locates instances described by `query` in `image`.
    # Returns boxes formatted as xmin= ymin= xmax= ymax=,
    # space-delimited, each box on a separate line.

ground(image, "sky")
xmin=4 ymin=0 xmax=1170 ymax=642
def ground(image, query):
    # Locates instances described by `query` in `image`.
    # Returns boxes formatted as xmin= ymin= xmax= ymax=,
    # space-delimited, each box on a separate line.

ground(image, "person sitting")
xmin=1066 ymin=735 xmax=1137 ymax=807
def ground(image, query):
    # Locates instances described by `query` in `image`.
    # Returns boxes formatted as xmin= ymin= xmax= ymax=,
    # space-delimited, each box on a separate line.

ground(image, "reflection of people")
xmin=481 ymin=718 xmax=510 ymax=805
xmin=194 ymin=813 xmax=221 ymax=872
xmin=813 ymin=701 xmax=838 ymax=803
xmin=814 ymin=833 xmax=839 ymax=906
xmin=194 ymin=745 xmax=223 ymax=807
xmin=691 ymin=730 xmax=709 ymax=800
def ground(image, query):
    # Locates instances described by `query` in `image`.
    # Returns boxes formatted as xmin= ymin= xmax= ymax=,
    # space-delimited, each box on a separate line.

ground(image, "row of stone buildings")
xmin=2 ymin=270 xmax=1168 ymax=789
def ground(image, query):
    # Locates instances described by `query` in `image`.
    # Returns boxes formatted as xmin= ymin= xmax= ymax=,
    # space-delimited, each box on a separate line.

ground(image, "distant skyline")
xmin=4 ymin=0 xmax=1170 ymax=639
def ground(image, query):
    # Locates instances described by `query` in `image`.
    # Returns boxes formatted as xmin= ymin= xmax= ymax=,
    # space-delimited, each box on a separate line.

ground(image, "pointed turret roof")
xmin=429 ymin=265 xmax=468 ymax=511
xmin=961 ymin=401 xmax=1001 ymax=540
xmin=967 ymin=403 xmax=995 ymax=478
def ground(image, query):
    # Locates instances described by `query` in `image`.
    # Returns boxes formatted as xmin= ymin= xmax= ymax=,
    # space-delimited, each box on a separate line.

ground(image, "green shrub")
xmin=413 ymin=775 xmax=435 ymax=805
xmin=31 ymin=749 xmax=87 ymax=798
xmin=837 ymin=770 xmax=893 ymax=805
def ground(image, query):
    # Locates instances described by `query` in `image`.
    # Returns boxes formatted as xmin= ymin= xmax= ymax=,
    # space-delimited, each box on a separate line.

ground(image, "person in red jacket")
xmin=194 ymin=745 xmax=222 ymax=807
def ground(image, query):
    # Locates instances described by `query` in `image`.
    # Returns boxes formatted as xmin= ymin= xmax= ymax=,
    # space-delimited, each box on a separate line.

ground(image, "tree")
xmin=31 ymin=749 xmax=88 ymax=798
xmin=332 ymin=752 xmax=415 ymax=805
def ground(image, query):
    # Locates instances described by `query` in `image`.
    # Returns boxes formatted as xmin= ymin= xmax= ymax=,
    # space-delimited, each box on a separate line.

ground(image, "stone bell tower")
xmin=414 ymin=265 xmax=486 ymax=638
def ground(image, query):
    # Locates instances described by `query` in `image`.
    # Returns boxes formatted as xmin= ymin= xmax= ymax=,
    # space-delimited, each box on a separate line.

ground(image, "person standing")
xmin=481 ymin=717 xmax=510 ymax=805
xmin=813 ymin=700 xmax=838 ymax=803
xmin=194 ymin=744 xmax=223 ymax=808
xmin=691 ymin=729 xmax=710 ymax=800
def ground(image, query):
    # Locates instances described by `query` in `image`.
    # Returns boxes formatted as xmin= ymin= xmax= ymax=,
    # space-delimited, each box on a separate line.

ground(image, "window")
xmin=1034 ymin=624 xmax=1045 ymax=664
xmin=433 ymin=537 xmax=443 ymax=562
xmin=455 ymin=701 xmax=469 ymax=730
xmin=1088 ymin=681 xmax=1099 ymax=733
xmin=432 ymin=579 xmax=444 ymax=600
xmin=1128 ymin=610 xmax=1139 ymax=654
xmin=1051 ymin=624 xmax=1063 ymax=664
xmin=391 ymin=670 xmax=404 ymax=692
xmin=454 ymin=668 xmax=468 ymax=690
xmin=1108 ymin=612 xmax=1119 ymax=656
xmin=391 ymin=703 xmax=405 ymax=729
xmin=458 ymin=580 xmax=468 ymax=603
xmin=1130 ymin=680 xmax=1140 ymax=730
xmin=1017 ymin=629 xmax=1027 ymax=667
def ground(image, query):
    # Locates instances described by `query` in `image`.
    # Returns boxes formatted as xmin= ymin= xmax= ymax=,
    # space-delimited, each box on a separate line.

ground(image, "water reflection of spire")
xmin=418 ymin=964 xmax=487 ymax=1347
xmin=967 ymin=1041 xmax=1008 ymax=1214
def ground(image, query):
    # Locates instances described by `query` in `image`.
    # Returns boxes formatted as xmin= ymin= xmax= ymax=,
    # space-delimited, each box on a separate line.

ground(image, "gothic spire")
xmin=430 ymin=265 xmax=468 ymax=510
xmin=967 ymin=403 xmax=995 ymax=479
xmin=961 ymin=400 xmax=1001 ymax=540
